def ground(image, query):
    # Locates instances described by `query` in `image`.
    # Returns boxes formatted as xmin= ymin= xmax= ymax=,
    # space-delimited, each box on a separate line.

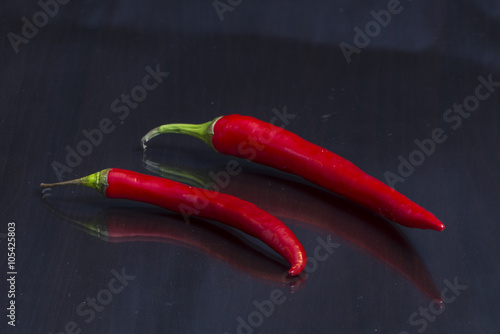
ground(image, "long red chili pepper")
xmin=141 ymin=114 xmax=444 ymax=231
xmin=40 ymin=168 xmax=306 ymax=276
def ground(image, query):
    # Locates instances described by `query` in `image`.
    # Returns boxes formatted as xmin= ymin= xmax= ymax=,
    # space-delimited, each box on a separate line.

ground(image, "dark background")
xmin=1 ymin=1 xmax=499 ymax=333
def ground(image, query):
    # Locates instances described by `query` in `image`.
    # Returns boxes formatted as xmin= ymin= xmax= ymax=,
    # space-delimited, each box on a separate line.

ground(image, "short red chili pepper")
xmin=141 ymin=114 xmax=445 ymax=231
xmin=40 ymin=168 xmax=306 ymax=276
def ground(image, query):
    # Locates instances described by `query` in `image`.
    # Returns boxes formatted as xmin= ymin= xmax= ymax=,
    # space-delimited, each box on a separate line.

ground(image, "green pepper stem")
xmin=40 ymin=168 xmax=111 ymax=196
xmin=140 ymin=116 xmax=222 ymax=150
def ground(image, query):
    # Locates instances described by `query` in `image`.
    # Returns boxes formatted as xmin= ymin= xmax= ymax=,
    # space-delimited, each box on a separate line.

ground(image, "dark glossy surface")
xmin=1 ymin=1 xmax=499 ymax=333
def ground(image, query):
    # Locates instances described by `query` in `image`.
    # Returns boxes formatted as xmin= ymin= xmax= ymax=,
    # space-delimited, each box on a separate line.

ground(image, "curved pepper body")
xmin=104 ymin=168 xmax=306 ymax=275
xmin=211 ymin=115 xmax=444 ymax=231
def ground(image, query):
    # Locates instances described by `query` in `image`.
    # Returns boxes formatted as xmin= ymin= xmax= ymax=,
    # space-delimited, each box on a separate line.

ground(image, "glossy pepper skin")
xmin=40 ymin=168 xmax=306 ymax=276
xmin=142 ymin=115 xmax=444 ymax=231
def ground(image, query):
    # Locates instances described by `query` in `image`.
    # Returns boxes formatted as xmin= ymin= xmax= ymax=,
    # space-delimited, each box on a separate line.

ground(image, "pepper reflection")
xmin=143 ymin=153 xmax=442 ymax=302
xmin=41 ymin=199 xmax=305 ymax=290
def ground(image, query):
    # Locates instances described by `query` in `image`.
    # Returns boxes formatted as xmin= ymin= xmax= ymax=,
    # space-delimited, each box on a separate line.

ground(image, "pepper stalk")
xmin=40 ymin=168 xmax=111 ymax=196
xmin=141 ymin=117 xmax=222 ymax=150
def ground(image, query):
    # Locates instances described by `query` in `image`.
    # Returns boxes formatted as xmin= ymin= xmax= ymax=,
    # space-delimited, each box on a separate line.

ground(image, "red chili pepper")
xmin=40 ymin=168 xmax=306 ymax=276
xmin=141 ymin=115 xmax=445 ymax=231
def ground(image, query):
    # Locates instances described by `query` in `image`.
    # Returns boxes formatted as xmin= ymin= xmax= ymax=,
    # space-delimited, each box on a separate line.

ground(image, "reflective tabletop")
xmin=1 ymin=1 xmax=499 ymax=333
